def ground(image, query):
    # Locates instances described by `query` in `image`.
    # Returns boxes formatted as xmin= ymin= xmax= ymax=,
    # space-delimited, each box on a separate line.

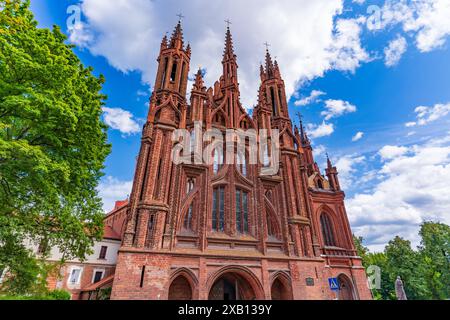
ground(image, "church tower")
xmin=111 ymin=20 xmax=371 ymax=301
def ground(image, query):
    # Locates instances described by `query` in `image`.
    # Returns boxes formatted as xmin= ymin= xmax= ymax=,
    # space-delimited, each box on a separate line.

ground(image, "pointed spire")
xmin=193 ymin=68 xmax=205 ymax=91
xmin=326 ymin=153 xmax=333 ymax=169
xmin=186 ymin=43 xmax=191 ymax=56
xmin=223 ymin=25 xmax=236 ymax=61
xmin=170 ymin=20 xmax=184 ymax=49
xmin=161 ymin=33 xmax=168 ymax=50
xmin=263 ymin=42 xmax=275 ymax=78
xmin=296 ymin=111 xmax=310 ymax=146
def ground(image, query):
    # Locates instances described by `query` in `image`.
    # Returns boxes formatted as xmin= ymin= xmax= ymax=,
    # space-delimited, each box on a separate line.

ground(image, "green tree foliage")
xmin=384 ymin=236 xmax=429 ymax=300
xmin=418 ymin=222 xmax=450 ymax=299
xmin=0 ymin=0 xmax=110 ymax=294
xmin=354 ymin=222 xmax=450 ymax=300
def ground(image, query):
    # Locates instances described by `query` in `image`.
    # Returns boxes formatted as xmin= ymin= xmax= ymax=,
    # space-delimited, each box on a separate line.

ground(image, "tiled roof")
xmin=81 ymin=274 xmax=115 ymax=292
xmin=103 ymin=225 xmax=121 ymax=241
xmin=114 ymin=200 xmax=128 ymax=210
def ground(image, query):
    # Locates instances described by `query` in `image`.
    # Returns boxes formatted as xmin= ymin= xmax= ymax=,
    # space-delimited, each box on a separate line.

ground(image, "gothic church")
xmin=109 ymin=21 xmax=371 ymax=300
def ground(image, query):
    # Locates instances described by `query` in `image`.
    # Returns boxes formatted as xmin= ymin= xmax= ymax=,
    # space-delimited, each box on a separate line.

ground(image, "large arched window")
xmin=183 ymin=204 xmax=193 ymax=230
xmin=213 ymin=147 xmax=224 ymax=174
xmin=186 ymin=178 xmax=195 ymax=194
xmin=236 ymin=150 xmax=247 ymax=176
xmin=235 ymin=189 xmax=249 ymax=233
xmin=320 ymin=213 xmax=336 ymax=246
xmin=212 ymin=187 xmax=225 ymax=232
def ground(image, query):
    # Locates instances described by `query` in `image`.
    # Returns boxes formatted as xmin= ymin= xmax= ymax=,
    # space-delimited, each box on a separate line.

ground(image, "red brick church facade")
xmin=110 ymin=21 xmax=372 ymax=300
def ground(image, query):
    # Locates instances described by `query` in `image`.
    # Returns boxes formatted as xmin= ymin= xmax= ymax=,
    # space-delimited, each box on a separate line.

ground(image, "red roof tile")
xmin=103 ymin=225 xmax=121 ymax=241
xmin=81 ymin=274 xmax=115 ymax=292
xmin=114 ymin=199 xmax=128 ymax=210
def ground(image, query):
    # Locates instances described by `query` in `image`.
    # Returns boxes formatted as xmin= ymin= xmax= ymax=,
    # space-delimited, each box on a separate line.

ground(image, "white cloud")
xmin=384 ymin=35 xmax=407 ymax=67
xmin=294 ymin=90 xmax=326 ymax=106
xmin=406 ymin=102 xmax=450 ymax=127
xmin=378 ymin=145 xmax=409 ymax=160
xmin=313 ymin=144 xmax=326 ymax=158
xmin=97 ymin=176 xmax=133 ymax=212
xmin=321 ymin=99 xmax=357 ymax=120
xmin=68 ymin=22 xmax=94 ymax=47
xmin=382 ymin=0 xmax=450 ymax=52
xmin=102 ymin=107 xmax=141 ymax=135
xmin=70 ymin=0 xmax=371 ymax=109
xmin=307 ymin=121 xmax=334 ymax=138
xmin=347 ymin=135 xmax=450 ymax=251
xmin=334 ymin=154 xmax=365 ymax=190
xmin=352 ymin=131 xmax=364 ymax=142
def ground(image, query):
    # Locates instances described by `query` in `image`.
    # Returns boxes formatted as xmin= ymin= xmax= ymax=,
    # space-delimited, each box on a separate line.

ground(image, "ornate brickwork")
xmin=110 ymin=21 xmax=372 ymax=300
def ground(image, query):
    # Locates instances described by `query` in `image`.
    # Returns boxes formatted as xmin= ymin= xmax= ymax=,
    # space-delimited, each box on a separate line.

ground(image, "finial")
xmin=224 ymin=19 xmax=232 ymax=29
xmin=263 ymin=41 xmax=271 ymax=51
xmin=296 ymin=111 xmax=303 ymax=125
xmin=176 ymin=13 xmax=185 ymax=22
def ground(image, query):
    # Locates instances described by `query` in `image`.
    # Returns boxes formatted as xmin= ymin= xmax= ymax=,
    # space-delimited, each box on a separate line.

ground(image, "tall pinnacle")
xmin=265 ymin=47 xmax=275 ymax=78
xmin=170 ymin=20 xmax=184 ymax=49
xmin=193 ymin=68 xmax=205 ymax=91
xmin=223 ymin=25 xmax=236 ymax=62
xmin=297 ymin=112 xmax=310 ymax=146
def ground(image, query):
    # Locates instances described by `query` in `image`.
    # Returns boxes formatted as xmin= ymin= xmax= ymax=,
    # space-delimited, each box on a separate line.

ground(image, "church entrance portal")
xmin=208 ymin=272 xmax=257 ymax=300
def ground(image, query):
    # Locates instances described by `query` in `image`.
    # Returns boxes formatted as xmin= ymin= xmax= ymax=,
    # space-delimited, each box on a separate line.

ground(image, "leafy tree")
xmin=353 ymin=235 xmax=393 ymax=300
xmin=418 ymin=222 xmax=450 ymax=299
xmin=353 ymin=235 xmax=369 ymax=264
xmin=0 ymin=0 xmax=110 ymax=293
xmin=384 ymin=236 xmax=429 ymax=299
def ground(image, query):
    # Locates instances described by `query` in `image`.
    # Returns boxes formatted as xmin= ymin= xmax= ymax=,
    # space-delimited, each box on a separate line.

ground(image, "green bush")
xmin=47 ymin=289 xmax=71 ymax=300
xmin=0 ymin=289 xmax=71 ymax=300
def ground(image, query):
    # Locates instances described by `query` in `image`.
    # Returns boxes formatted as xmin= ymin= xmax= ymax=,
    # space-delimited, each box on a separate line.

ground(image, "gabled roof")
xmin=103 ymin=225 xmax=121 ymax=241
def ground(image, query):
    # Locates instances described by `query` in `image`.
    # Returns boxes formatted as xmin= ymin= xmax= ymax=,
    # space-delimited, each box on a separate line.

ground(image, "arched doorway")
xmin=168 ymin=275 xmax=192 ymax=300
xmin=208 ymin=272 xmax=259 ymax=300
xmin=270 ymin=277 xmax=293 ymax=300
xmin=337 ymin=274 xmax=355 ymax=300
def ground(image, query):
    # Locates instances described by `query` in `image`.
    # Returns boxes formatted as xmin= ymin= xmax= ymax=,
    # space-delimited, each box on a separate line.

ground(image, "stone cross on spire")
xmin=176 ymin=13 xmax=185 ymax=22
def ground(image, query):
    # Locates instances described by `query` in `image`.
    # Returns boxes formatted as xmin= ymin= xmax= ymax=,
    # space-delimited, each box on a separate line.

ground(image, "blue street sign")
xmin=328 ymin=278 xmax=339 ymax=291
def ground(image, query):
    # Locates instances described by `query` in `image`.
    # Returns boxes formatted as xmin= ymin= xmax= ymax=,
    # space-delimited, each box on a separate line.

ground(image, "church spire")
xmin=326 ymin=152 xmax=333 ymax=169
xmin=264 ymin=47 xmax=275 ymax=78
xmin=299 ymin=114 xmax=310 ymax=146
xmin=221 ymin=22 xmax=238 ymax=85
xmin=223 ymin=26 xmax=236 ymax=62
xmin=169 ymin=20 xmax=184 ymax=49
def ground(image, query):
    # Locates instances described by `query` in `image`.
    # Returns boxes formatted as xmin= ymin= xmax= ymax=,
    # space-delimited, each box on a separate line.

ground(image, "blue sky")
xmin=30 ymin=0 xmax=450 ymax=251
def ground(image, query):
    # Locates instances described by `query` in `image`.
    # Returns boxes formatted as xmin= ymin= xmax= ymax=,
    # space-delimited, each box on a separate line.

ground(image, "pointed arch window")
xmin=161 ymin=57 xmax=169 ymax=87
xmin=270 ymin=87 xmax=277 ymax=116
xmin=189 ymin=130 xmax=195 ymax=154
xmin=212 ymin=187 xmax=225 ymax=232
xmin=237 ymin=150 xmax=247 ymax=176
xmin=320 ymin=213 xmax=336 ymax=247
xmin=213 ymin=147 xmax=224 ymax=174
xmin=236 ymin=189 xmax=249 ymax=233
xmin=186 ymin=178 xmax=195 ymax=194
xmin=184 ymin=204 xmax=194 ymax=230
xmin=266 ymin=213 xmax=275 ymax=237
xmin=263 ymin=144 xmax=270 ymax=167
xmin=170 ymin=62 xmax=178 ymax=82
